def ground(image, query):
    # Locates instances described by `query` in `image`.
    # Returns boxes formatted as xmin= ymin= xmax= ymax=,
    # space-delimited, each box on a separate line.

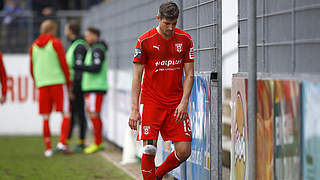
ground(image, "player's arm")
xmin=72 ymin=44 xmax=87 ymax=82
xmin=175 ymin=62 xmax=194 ymax=122
xmin=128 ymin=63 xmax=144 ymax=130
xmin=175 ymin=38 xmax=195 ymax=122
xmin=0 ymin=53 xmax=7 ymax=104
xmin=29 ymin=45 xmax=34 ymax=81
xmin=74 ymin=48 xmax=105 ymax=73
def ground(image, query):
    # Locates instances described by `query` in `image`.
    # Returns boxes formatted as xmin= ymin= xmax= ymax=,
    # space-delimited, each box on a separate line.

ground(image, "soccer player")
xmin=0 ymin=52 xmax=7 ymax=104
xmin=64 ymin=20 xmax=88 ymax=152
xmin=30 ymin=20 xmax=72 ymax=157
xmin=74 ymin=27 xmax=108 ymax=154
xmin=128 ymin=2 xmax=194 ymax=180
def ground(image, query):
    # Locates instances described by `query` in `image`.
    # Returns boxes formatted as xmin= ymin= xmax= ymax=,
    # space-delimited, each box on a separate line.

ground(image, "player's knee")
xmin=143 ymin=145 xmax=157 ymax=155
xmin=176 ymin=148 xmax=191 ymax=162
xmin=88 ymin=112 xmax=99 ymax=118
xmin=42 ymin=114 xmax=50 ymax=119
xmin=63 ymin=112 xmax=70 ymax=117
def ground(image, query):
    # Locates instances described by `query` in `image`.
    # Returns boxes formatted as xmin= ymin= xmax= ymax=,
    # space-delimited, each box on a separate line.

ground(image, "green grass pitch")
xmin=0 ymin=136 xmax=134 ymax=180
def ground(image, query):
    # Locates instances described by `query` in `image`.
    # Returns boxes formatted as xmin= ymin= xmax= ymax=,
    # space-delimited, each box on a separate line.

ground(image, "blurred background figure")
xmin=2 ymin=0 xmax=24 ymax=53
xmin=64 ymin=20 xmax=88 ymax=153
xmin=29 ymin=20 xmax=72 ymax=157
xmin=30 ymin=0 xmax=58 ymax=40
xmin=59 ymin=0 xmax=103 ymax=10
xmin=0 ymin=51 xmax=7 ymax=104
xmin=74 ymin=27 xmax=108 ymax=154
xmin=31 ymin=0 xmax=58 ymax=19
xmin=0 ymin=0 xmax=4 ymax=10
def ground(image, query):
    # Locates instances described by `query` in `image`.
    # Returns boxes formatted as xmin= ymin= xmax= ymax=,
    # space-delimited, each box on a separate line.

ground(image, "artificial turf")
xmin=0 ymin=136 xmax=134 ymax=180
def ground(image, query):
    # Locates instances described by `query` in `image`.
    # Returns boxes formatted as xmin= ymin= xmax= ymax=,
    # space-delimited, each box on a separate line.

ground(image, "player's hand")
xmin=69 ymin=92 xmax=75 ymax=101
xmin=174 ymin=101 xmax=188 ymax=123
xmin=129 ymin=110 xmax=141 ymax=130
xmin=0 ymin=96 xmax=6 ymax=104
xmin=67 ymin=86 xmax=75 ymax=100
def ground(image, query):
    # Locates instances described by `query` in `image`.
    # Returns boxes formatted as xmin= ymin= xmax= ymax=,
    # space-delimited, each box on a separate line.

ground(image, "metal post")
xmin=210 ymin=72 xmax=221 ymax=180
xmin=178 ymin=1 xmax=187 ymax=179
xmin=211 ymin=0 xmax=222 ymax=179
xmin=291 ymin=0 xmax=296 ymax=73
xmin=247 ymin=0 xmax=257 ymax=179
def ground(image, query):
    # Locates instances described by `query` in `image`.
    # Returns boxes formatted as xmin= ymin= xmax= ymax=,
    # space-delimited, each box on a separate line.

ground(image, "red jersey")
xmin=0 ymin=52 xmax=7 ymax=98
xmin=133 ymin=28 xmax=194 ymax=108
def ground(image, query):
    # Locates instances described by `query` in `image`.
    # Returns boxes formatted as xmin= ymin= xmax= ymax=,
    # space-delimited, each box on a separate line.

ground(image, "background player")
xmin=64 ymin=20 xmax=88 ymax=152
xmin=30 ymin=20 xmax=72 ymax=157
xmin=0 ymin=51 xmax=7 ymax=104
xmin=128 ymin=2 xmax=194 ymax=179
xmin=75 ymin=27 xmax=108 ymax=154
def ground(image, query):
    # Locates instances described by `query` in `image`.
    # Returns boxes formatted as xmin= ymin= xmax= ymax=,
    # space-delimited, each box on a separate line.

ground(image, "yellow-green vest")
xmin=66 ymin=39 xmax=87 ymax=80
xmin=32 ymin=41 xmax=66 ymax=88
xmin=81 ymin=43 xmax=108 ymax=92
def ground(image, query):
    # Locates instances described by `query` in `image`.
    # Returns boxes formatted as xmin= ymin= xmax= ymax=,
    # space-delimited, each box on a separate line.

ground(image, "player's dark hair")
xmin=87 ymin=27 xmax=100 ymax=37
xmin=158 ymin=1 xmax=179 ymax=20
xmin=68 ymin=20 xmax=81 ymax=36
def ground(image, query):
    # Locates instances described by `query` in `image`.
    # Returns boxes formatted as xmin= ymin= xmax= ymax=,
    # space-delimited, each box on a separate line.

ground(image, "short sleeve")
xmin=184 ymin=38 xmax=194 ymax=63
xmin=133 ymin=39 xmax=146 ymax=64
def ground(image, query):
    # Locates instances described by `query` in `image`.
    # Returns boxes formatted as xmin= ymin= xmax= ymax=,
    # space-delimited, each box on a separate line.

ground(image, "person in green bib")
xmin=64 ymin=20 xmax=88 ymax=152
xmin=29 ymin=20 xmax=72 ymax=157
xmin=74 ymin=27 xmax=108 ymax=154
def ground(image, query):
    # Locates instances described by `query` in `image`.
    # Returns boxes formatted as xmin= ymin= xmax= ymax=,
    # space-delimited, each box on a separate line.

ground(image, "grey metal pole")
xmin=178 ymin=0 xmax=186 ymax=179
xmin=247 ymin=0 xmax=257 ymax=179
xmin=210 ymin=72 xmax=221 ymax=180
xmin=210 ymin=0 xmax=222 ymax=179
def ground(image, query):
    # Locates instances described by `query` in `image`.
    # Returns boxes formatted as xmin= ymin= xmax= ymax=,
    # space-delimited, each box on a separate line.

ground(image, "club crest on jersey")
xmin=175 ymin=43 xmax=183 ymax=53
xmin=143 ymin=126 xmax=150 ymax=135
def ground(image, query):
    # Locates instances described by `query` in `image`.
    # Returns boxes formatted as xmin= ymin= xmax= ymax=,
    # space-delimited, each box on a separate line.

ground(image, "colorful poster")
xmin=256 ymin=80 xmax=274 ymax=180
xmin=274 ymin=80 xmax=301 ymax=180
xmin=231 ymin=77 xmax=248 ymax=180
xmin=185 ymin=75 xmax=211 ymax=180
xmin=302 ymin=81 xmax=320 ymax=180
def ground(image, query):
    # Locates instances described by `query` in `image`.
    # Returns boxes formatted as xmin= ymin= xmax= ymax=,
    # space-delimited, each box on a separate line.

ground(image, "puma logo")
xmin=142 ymin=169 xmax=152 ymax=174
xmin=153 ymin=45 xmax=160 ymax=51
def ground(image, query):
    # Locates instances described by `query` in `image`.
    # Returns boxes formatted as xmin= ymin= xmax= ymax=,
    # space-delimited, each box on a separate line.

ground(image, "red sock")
xmin=155 ymin=151 xmax=181 ymax=178
xmin=141 ymin=154 xmax=155 ymax=180
xmin=59 ymin=116 xmax=70 ymax=145
xmin=91 ymin=117 xmax=102 ymax=145
xmin=43 ymin=119 xmax=51 ymax=150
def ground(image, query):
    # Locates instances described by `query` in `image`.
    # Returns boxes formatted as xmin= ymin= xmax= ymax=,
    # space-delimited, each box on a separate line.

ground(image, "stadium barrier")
xmin=0 ymin=55 xmax=62 ymax=135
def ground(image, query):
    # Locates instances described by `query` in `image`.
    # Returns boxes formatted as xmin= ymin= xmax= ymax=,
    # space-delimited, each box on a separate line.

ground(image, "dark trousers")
xmin=68 ymin=87 xmax=87 ymax=141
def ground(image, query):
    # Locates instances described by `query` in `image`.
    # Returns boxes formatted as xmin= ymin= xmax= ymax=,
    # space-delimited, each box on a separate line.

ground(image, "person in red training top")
xmin=128 ymin=2 xmax=194 ymax=180
xmin=29 ymin=20 xmax=72 ymax=157
xmin=0 ymin=52 xmax=7 ymax=104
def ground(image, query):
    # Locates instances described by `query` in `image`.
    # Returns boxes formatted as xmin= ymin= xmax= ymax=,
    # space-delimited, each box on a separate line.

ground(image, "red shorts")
xmin=138 ymin=104 xmax=192 ymax=142
xmin=85 ymin=93 xmax=104 ymax=113
xmin=38 ymin=84 xmax=69 ymax=114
